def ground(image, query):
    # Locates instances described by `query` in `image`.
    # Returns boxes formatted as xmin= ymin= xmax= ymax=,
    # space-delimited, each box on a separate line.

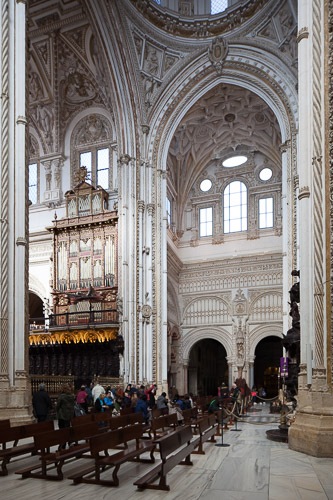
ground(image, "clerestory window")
xmin=29 ymin=162 xmax=39 ymax=205
xmin=199 ymin=207 xmax=213 ymax=237
xmin=223 ymin=181 xmax=247 ymax=233
xmin=259 ymin=197 xmax=273 ymax=229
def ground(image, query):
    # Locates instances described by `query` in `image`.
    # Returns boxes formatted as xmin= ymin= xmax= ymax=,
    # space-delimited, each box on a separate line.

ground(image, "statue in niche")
xmin=144 ymin=46 xmax=159 ymax=76
xmin=37 ymin=103 xmax=53 ymax=145
xmin=53 ymin=162 xmax=61 ymax=189
xmin=29 ymin=71 xmax=43 ymax=102
xmin=45 ymin=164 xmax=52 ymax=191
xmin=282 ymin=272 xmax=300 ymax=397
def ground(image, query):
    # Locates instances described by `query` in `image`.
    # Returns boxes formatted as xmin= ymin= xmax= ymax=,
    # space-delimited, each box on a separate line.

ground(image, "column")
xmin=0 ymin=0 xmax=32 ymax=422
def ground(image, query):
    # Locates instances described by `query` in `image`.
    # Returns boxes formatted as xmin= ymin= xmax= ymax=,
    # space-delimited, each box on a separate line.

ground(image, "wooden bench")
xmin=192 ymin=415 xmax=217 ymax=454
xmin=134 ymin=425 xmax=199 ymax=491
xmin=0 ymin=419 xmax=11 ymax=432
xmin=71 ymin=412 xmax=94 ymax=427
xmin=68 ymin=423 xmax=155 ymax=487
xmin=108 ymin=411 xmax=143 ymax=431
xmin=15 ymin=421 xmax=100 ymax=481
xmin=148 ymin=412 xmax=178 ymax=439
xmin=0 ymin=420 xmax=54 ymax=475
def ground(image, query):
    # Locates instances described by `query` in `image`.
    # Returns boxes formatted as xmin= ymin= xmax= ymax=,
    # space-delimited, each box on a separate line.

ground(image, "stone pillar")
xmin=0 ymin=0 xmax=32 ymax=422
xmin=118 ymin=153 xmax=136 ymax=384
xmin=288 ymin=0 xmax=333 ymax=457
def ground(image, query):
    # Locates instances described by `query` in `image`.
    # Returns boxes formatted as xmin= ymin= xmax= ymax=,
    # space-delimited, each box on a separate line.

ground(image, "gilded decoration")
xmin=29 ymin=328 xmax=118 ymax=346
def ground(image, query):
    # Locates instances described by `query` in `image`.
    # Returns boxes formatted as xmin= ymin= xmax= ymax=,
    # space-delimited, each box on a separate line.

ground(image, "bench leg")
xmin=0 ymin=459 xmax=9 ymax=476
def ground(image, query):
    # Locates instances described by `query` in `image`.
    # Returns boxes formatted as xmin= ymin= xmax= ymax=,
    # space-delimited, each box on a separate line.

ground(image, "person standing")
xmin=156 ymin=392 xmax=169 ymax=415
xmin=32 ymin=383 xmax=52 ymax=422
xmin=76 ymin=385 xmax=88 ymax=413
xmin=92 ymin=380 xmax=105 ymax=403
xmin=56 ymin=384 xmax=75 ymax=429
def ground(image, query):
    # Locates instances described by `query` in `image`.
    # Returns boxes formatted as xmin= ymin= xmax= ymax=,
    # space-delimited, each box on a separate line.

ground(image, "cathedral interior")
xmin=0 ymin=0 xmax=332 ymax=457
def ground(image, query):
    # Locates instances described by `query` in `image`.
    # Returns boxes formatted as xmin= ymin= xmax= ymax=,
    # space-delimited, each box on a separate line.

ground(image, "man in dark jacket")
xmin=32 ymin=383 xmax=52 ymax=422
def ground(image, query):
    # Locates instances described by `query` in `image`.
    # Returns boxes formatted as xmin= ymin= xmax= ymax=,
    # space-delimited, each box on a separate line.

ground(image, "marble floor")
xmin=1 ymin=405 xmax=333 ymax=500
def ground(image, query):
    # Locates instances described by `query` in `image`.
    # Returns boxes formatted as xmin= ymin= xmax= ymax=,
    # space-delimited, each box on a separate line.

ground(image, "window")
xmin=199 ymin=207 xmax=213 ymax=237
xmin=29 ymin=163 xmax=38 ymax=204
xmin=224 ymin=181 xmax=247 ymax=233
xmin=166 ymin=197 xmax=171 ymax=227
xmin=211 ymin=0 xmax=228 ymax=15
xmin=79 ymin=147 xmax=109 ymax=190
xmin=259 ymin=167 xmax=272 ymax=181
xmin=259 ymin=197 xmax=273 ymax=228
xmin=200 ymin=179 xmax=212 ymax=192
xmin=72 ymin=114 xmax=114 ymax=190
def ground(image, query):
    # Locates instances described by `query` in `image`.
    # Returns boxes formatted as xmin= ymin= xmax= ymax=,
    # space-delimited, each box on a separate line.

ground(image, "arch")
xmin=249 ymin=324 xmax=283 ymax=358
xmin=182 ymin=295 xmax=231 ymax=327
xmin=29 ymin=273 xmax=48 ymax=301
xmin=148 ymin=46 xmax=297 ymax=169
xmin=182 ymin=326 xmax=232 ymax=360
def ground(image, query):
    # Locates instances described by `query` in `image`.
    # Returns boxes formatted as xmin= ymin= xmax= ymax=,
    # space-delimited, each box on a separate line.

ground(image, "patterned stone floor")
xmin=1 ymin=405 xmax=333 ymax=500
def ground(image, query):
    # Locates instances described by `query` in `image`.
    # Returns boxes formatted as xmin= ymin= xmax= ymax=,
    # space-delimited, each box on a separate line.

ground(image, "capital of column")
xmin=119 ymin=154 xmax=132 ymax=166
xmin=146 ymin=203 xmax=155 ymax=216
xmin=280 ymin=139 xmax=291 ymax=153
xmin=297 ymin=27 xmax=309 ymax=43
xmin=138 ymin=200 xmax=145 ymax=213
xmin=298 ymin=186 xmax=310 ymax=200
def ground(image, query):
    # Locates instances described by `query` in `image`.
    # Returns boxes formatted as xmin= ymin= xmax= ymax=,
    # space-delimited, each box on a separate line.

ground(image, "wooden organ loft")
xmin=29 ymin=167 xmax=123 ymax=385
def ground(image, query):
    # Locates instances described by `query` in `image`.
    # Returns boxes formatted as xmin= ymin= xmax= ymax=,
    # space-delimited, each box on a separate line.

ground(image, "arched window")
xmin=71 ymin=114 xmax=115 ymax=190
xmin=223 ymin=181 xmax=247 ymax=233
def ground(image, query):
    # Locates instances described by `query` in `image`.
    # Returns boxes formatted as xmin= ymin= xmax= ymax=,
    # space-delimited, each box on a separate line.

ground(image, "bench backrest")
xmin=127 ymin=412 xmax=143 ymax=426
xmin=20 ymin=420 xmax=54 ymax=439
xmin=70 ymin=422 xmax=100 ymax=442
xmin=34 ymin=427 xmax=71 ymax=452
xmin=0 ymin=426 xmax=21 ymax=447
xmin=120 ymin=406 xmax=134 ymax=416
xmin=166 ymin=412 xmax=178 ymax=427
xmin=89 ymin=424 xmax=143 ymax=456
xmin=89 ymin=427 xmax=123 ymax=456
xmin=93 ymin=411 xmax=113 ymax=425
xmin=197 ymin=416 xmax=215 ymax=433
xmin=109 ymin=414 xmax=129 ymax=430
xmin=0 ymin=419 xmax=11 ymax=431
xmin=108 ymin=412 xmax=143 ymax=430
xmin=71 ymin=413 xmax=94 ymax=427
xmin=159 ymin=425 xmax=193 ymax=461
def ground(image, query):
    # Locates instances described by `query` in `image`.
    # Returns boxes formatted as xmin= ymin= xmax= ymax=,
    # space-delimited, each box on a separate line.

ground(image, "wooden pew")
xmin=0 ymin=420 xmax=54 ymax=476
xmin=134 ymin=425 xmax=199 ymax=491
xmin=192 ymin=415 xmax=217 ymax=454
xmin=68 ymin=423 xmax=155 ymax=487
xmin=148 ymin=412 xmax=178 ymax=439
xmin=0 ymin=419 xmax=11 ymax=432
xmin=71 ymin=413 xmax=94 ymax=427
xmin=108 ymin=411 xmax=143 ymax=431
xmin=15 ymin=421 xmax=100 ymax=481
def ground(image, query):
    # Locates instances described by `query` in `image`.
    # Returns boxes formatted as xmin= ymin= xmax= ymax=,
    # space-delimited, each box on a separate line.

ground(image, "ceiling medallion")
xmin=208 ymin=37 xmax=228 ymax=74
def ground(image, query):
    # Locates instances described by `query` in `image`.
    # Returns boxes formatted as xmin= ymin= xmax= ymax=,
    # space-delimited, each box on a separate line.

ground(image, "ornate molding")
xmin=296 ymin=27 xmax=309 ymax=43
xmin=298 ymin=186 xmax=310 ymax=200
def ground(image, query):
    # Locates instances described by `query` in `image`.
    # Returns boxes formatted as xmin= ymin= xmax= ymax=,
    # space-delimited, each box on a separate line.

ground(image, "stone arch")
xmin=182 ymin=326 xmax=232 ymax=361
xmin=248 ymin=291 xmax=283 ymax=322
xmin=249 ymin=324 xmax=283 ymax=358
xmin=148 ymin=45 xmax=297 ymax=169
xmin=182 ymin=296 xmax=231 ymax=327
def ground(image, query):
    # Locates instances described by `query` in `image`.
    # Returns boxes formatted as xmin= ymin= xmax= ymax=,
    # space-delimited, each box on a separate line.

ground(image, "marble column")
xmin=0 ymin=0 xmax=32 ymax=422
xmin=288 ymin=0 xmax=333 ymax=457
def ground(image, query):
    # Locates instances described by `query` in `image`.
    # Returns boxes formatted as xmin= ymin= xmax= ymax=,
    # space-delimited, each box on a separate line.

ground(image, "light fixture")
xmin=222 ymin=155 xmax=248 ymax=168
